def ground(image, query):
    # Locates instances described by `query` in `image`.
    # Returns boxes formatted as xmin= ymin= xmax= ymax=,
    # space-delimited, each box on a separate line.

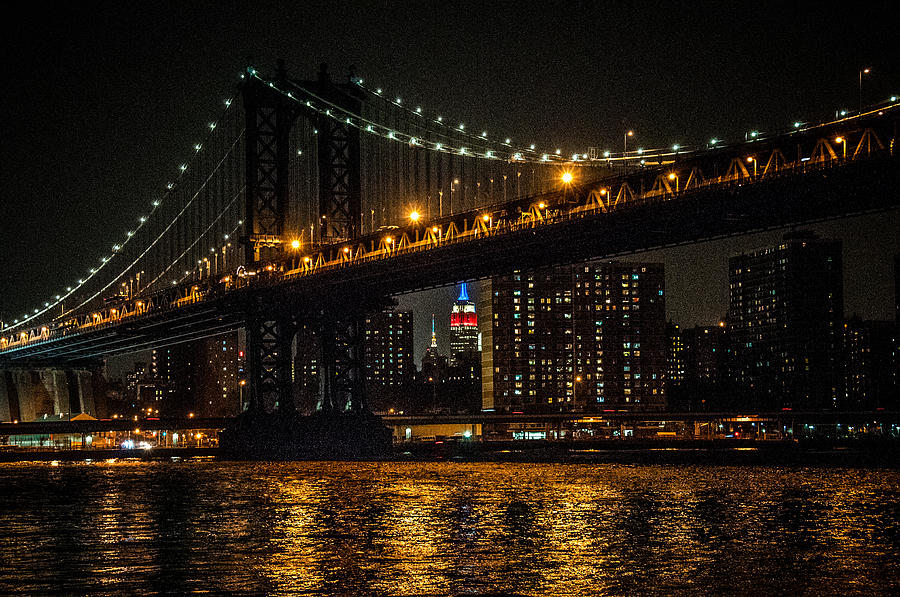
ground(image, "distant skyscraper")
xmin=667 ymin=323 xmax=685 ymax=386
xmin=449 ymin=283 xmax=478 ymax=366
xmin=151 ymin=331 xmax=245 ymax=417
xmin=727 ymin=231 xmax=843 ymax=409
xmin=481 ymin=262 xmax=667 ymax=412
xmin=364 ymin=309 xmax=415 ymax=411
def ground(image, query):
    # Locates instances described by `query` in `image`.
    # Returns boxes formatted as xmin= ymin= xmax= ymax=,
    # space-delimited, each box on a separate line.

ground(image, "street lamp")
xmin=835 ymin=136 xmax=847 ymax=160
xmin=746 ymin=156 xmax=757 ymax=177
xmin=859 ymin=67 xmax=870 ymax=113
xmin=624 ymin=130 xmax=634 ymax=171
xmin=409 ymin=210 xmax=420 ymax=223
xmin=450 ymin=179 xmax=459 ymax=215
xmin=667 ymin=172 xmax=679 ymax=192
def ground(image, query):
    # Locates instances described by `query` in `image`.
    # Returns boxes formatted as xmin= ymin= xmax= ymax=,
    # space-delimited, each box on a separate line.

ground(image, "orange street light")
xmin=561 ymin=171 xmax=573 ymax=184
xmin=668 ymin=172 xmax=680 ymax=192
xmin=835 ymin=136 xmax=846 ymax=160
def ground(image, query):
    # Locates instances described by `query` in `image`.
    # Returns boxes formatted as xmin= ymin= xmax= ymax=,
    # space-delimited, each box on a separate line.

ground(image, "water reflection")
xmin=1 ymin=461 xmax=899 ymax=595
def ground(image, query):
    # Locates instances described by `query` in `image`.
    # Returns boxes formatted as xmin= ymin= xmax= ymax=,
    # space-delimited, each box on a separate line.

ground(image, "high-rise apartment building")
xmin=150 ymin=331 xmax=245 ymax=417
xmin=481 ymin=262 xmax=667 ymax=412
xmin=727 ymin=231 xmax=843 ymax=409
xmin=364 ymin=309 xmax=414 ymax=411
xmin=667 ymin=323 xmax=685 ymax=386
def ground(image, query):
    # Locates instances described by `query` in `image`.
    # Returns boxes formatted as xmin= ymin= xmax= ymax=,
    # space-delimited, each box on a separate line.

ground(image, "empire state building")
xmin=449 ymin=283 xmax=478 ymax=366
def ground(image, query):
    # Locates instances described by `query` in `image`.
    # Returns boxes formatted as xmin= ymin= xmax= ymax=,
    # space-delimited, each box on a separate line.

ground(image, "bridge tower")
xmin=240 ymin=62 xmax=378 ymax=447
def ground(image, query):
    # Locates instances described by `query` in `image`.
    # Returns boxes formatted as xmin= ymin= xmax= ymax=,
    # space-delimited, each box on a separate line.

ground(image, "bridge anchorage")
xmin=222 ymin=62 xmax=390 ymax=459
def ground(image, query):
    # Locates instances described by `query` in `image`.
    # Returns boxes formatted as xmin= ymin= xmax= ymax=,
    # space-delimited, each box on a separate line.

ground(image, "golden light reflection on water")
xmin=1 ymin=461 xmax=899 ymax=595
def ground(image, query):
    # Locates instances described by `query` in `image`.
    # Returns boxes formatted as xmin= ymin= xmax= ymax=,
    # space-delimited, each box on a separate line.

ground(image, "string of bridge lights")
xmin=64 ymin=132 xmax=247 ymax=318
xmin=5 ymin=95 xmax=240 ymax=333
xmin=5 ymin=66 xmax=897 ymax=339
xmin=249 ymin=68 xmax=586 ymax=164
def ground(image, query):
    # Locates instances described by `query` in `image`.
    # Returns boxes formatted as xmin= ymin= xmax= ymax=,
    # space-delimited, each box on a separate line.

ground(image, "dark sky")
xmin=1 ymin=1 xmax=897 ymax=368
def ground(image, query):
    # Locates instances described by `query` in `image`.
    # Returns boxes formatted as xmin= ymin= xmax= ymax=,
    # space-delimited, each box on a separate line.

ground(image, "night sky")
xmin=1 ymin=2 xmax=897 ymax=368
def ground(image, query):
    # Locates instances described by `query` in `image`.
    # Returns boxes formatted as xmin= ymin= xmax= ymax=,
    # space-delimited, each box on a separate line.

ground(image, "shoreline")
xmin=2 ymin=439 xmax=899 ymax=467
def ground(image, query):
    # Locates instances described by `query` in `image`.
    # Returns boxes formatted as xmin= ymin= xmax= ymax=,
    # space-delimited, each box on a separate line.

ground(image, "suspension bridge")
xmin=1 ymin=62 xmax=898 ymax=454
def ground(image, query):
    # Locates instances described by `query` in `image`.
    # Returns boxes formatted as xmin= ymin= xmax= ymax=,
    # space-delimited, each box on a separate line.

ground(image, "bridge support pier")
xmin=222 ymin=298 xmax=390 ymax=460
xmin=0 ymin=366 xmax=103 ymax=423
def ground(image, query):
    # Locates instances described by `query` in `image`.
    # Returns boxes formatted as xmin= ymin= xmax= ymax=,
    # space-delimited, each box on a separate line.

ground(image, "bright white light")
xmin=672 ymin=144 xmax=680 ymax=151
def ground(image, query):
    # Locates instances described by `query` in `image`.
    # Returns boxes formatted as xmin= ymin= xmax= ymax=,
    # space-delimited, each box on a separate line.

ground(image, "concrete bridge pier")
xmin=0 ymin=366 xmax=103 ymax=422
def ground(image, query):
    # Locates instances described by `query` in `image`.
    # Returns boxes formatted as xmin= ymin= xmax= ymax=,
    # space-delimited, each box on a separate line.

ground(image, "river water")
xmin=1 ymin=460 xmax=899 ymax=595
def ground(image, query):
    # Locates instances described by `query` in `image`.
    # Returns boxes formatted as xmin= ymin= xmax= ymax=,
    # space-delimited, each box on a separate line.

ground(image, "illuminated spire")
xmin=458 ymin=283 xmax=469 ymax=302
xmin=430 ymin=313 xmax=437 ymax=349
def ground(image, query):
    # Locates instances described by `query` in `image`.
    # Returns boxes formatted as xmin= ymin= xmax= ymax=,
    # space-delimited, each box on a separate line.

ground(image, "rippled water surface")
xmin=1 ymin=460 xmax=899 ymax=595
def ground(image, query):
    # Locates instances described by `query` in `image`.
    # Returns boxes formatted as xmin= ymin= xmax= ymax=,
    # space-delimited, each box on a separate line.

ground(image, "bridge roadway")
xmin=2 ymin=106 xmax=898 ymax=364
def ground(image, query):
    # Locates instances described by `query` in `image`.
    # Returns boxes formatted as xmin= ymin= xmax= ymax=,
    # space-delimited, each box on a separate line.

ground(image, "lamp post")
xmin=747 ymin=156 xmax=757 ymax=177
xmin=450 ymin=179 xmax=459 ymax=215
xmin=438 ymin=190 xmax=444 ymax=217
xmin=624 ymin=130 xmax=634 ymax=172
xmin=668 ymin=172 xmax=679 ymax=192
xmin=859 ymin=67 xmax=870 ymax=113
xmin=835 ymin=136 xmax=846 ymax=160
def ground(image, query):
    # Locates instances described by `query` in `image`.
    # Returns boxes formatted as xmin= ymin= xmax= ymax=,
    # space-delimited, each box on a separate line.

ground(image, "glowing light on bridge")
xmin=561 ymin=172 xmax=573 ymax=184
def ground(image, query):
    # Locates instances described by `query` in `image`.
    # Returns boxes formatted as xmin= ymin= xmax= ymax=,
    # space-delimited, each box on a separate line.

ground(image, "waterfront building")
xmin=671 ymin=324 xmax=730 ymax=411
xmin=481 ymin=262 xmax=667 ymax=412
xmin=841 ymin=318 xmax=897 ymax=410
xmin=727 ymin=231 xmax=843 ymax=409
xmin=150 ymin=331 xmax=245 ymax=417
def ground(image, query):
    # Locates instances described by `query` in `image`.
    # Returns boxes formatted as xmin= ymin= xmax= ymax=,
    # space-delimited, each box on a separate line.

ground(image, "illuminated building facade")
xmin=364 ymin=309 xmax=414 ymax=411
xmin=667 ymin=323 xmax=685 ymax=386
xmin=150 ymin=331 xmax=245 ymax=417
xmin=841 ymin=318 xmax=897 ymax=410
xmin=481 ymin=262 xmax=667 ymax=412
xmin=727 ymin=231 xmax=843 ymax=409
xmin=449 ymin=283 xmax=478 ymax=366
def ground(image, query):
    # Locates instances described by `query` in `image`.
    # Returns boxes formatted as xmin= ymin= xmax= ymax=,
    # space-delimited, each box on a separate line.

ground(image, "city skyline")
xmin=398 ymin=217 xmax=899 ymax=367
xmin=1 ymin=4 xmax=898 ymax=325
